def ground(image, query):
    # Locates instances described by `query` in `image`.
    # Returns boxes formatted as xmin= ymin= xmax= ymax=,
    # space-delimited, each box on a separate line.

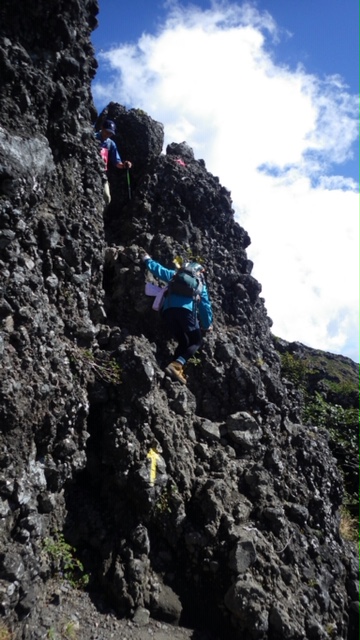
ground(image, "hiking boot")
xmin=165 ymin=361 xmax=187 ymax=384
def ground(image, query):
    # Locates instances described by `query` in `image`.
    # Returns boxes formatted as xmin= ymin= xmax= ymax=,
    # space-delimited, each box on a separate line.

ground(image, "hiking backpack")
xmin=167 ymin=266 xmax=204 ymax=299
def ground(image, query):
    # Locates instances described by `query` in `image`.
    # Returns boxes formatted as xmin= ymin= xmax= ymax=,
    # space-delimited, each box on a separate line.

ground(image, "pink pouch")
xmin=152 ymin=287 xmax=168 ymax=311
xmin=145 ymin=283 xmax=162 ymax=297
xmin=100 ymin=147 xmax=109 ymax=170
xmin=145 ymin=283 xmax=168 ymax=311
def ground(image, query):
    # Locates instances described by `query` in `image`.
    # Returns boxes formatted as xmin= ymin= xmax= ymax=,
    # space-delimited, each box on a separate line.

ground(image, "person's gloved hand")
xmin=139 ymin=249 xmax=151 ymax=262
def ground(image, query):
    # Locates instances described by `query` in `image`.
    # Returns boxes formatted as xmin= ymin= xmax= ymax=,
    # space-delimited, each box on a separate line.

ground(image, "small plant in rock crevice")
xmin=187 ymin=355 xmax=201 ymax=367
xmin=68 ymin=345 xmax=122 ymax=385
xmin=184 ymin=248 xmax=205 ymax=265
xmin=61 ymin=620 xmax=79 ymax=640
xmin=339 ymin=506 xmax=358 ymax=542
xmin=280 ymin=352 xmax=312 ymax=388
xmin=325 ymin=622 xmax=337 ymax=637
xmin=43 ymin=532 xmax=89 ymax=588
xmin=0 ymin=623 xmax=12 ymax=640
xmin=46 ymin=622 xmax=79 ymax=640
xmin=155 ymin=485 xmax=178 ymax=514
xmin=277 ymin=346 xmax=359 ymax=521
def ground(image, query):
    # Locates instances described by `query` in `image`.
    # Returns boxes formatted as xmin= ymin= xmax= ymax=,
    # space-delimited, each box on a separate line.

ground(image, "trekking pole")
xmin=126 ymin=169 xmax=131 ymax=200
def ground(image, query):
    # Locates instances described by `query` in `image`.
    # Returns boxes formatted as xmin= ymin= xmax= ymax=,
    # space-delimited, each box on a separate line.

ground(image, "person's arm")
xmin=108 ymin=140 xmax=132 ymax=169
xmin=198 ymin=284 xmax=213 ymax=330
xmin=142 ymin=256 xmax=175 ymax=284
xmin=115 ymin=160 xmax=132 ymax=169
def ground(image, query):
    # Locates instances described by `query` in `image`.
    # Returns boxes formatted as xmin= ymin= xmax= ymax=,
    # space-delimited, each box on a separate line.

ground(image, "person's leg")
xmin=163 ymin=308 xmax=201 ymax=383
xmin=162 ymin=308 xmax=188 ymax=360
xmin=171 ymin=308 xmax=201 ymax=362
xmin=175 ymin=327 xmax=202 ymax=362
xmin=173 ymin=332 xmax=190 ymax=362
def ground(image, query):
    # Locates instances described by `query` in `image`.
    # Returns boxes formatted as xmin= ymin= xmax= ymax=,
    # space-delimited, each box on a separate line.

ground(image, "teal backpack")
xmin=167 ymin=263 xmax=204 ymax=299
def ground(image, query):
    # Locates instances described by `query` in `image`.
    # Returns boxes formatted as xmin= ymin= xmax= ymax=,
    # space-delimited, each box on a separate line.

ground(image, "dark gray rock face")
xmin=0 ymin=2 xmax=358 ymax=640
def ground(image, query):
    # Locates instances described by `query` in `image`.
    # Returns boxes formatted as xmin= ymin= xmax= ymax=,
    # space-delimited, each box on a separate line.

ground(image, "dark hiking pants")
xmin=162 ymin=307 xmax=202 ymax=363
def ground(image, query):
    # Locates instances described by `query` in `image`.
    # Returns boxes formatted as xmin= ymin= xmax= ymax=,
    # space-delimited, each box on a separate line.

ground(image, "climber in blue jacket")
xmin=142 ymin=254 xmax=213 ymax=385
xmin=95 ymin=119 xmax=132 ymax=204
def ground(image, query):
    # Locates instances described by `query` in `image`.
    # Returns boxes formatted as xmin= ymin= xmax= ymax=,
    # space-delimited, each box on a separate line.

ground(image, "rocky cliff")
xmin=0 ymin=2 xmax=358 ymax=640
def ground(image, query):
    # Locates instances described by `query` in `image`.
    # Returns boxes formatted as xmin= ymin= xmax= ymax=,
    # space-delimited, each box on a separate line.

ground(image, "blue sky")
xmin=91 ymin=1 xmax=359 ymax=362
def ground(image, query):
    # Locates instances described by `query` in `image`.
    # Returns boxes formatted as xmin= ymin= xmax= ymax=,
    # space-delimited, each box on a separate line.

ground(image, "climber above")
xmin=142 ymin=254 xmax=213 ymax=385
xmin=95 ymin=119 xmax=132 ymax=204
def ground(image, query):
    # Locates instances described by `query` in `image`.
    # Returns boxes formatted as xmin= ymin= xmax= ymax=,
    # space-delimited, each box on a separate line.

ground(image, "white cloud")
xmin=92 ymin=1 xmax=359 ymax=362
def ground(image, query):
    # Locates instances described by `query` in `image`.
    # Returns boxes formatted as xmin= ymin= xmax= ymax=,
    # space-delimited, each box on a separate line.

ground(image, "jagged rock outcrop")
xmin=0 ymin=2 xmax=358 ymax=640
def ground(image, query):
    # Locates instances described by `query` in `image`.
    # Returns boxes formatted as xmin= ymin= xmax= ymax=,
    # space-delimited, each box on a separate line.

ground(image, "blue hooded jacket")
xmin=144 ymin=258 xmax=213 ymax=330
xmin=95 ymin=131 xmax=122 ymax=168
